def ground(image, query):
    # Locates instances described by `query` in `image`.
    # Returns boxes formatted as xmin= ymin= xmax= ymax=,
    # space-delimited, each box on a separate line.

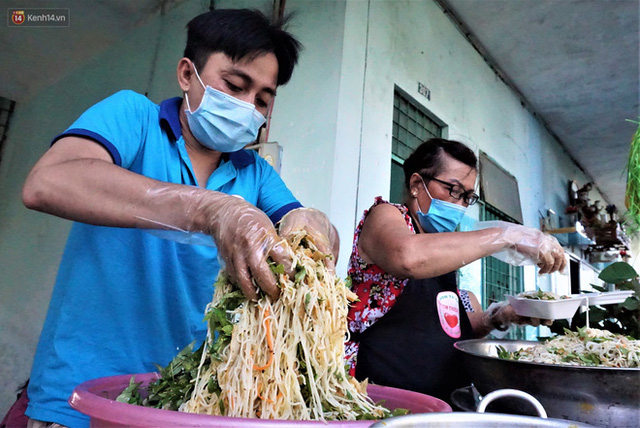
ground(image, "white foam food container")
xmin=579 ymin=290 xmax=635 ymax=306
xmin=506 ymin=295 xmax=586 ymax=319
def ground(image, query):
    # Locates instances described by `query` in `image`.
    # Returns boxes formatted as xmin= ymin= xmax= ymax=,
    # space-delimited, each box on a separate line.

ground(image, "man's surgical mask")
xmin=184 ymin=64 xmax=266 ymax=152
xmin=416 ymin=178 xmax=467 ymax=233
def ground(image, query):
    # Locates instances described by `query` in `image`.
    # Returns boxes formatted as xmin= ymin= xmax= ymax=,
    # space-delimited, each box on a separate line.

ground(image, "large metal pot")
xmin=454 ymin=339 xmax=640 ymax=428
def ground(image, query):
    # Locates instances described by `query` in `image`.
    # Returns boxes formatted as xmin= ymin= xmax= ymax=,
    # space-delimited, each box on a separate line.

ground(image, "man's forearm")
xmin=23 ymin=157 xmax=218 ymax=232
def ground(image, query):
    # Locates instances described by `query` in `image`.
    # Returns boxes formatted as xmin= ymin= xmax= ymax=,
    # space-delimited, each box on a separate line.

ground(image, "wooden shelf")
xmin=546 ymin=223 xmax=595 ymax=247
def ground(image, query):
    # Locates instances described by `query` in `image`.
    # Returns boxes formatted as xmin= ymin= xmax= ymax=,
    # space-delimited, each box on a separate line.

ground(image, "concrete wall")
xmin=0 ymin=0 xmax=617 ymax=415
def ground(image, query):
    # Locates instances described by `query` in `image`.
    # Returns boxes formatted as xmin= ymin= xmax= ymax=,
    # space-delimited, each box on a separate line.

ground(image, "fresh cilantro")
xmin=270 ymin=262 xmax=285 ymax=275
xmin=496 ymin=345 xmax=512 ymax=359
xmin=295 ymin=266 xmax=307 ymax=283
xmin=115 ymin=376 xmax=143 ymax=405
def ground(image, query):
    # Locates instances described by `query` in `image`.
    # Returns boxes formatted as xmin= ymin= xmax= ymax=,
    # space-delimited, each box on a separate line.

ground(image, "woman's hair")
xmin=184 ymin=9 xmax=302 ymax=86
xmin=402 ymin=138 xmax=477 ymax=190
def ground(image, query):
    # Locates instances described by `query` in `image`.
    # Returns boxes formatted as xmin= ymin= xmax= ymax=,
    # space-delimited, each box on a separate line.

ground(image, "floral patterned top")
xmin=344 ymin=197 xmax=473 ymax=376
xmin=345 ymin=197 xmax=414 ymax=375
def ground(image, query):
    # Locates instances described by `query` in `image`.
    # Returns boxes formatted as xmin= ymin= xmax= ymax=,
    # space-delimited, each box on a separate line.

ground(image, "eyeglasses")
xmin=428 ymin=177 xmax=479 ymax=206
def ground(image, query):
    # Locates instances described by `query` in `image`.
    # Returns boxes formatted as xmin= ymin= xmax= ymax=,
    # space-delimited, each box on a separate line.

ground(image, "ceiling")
xmin=1 ymin=0 xmax=637 ymax=213
xmin=439 ymin=0 xmax=639 ymax=215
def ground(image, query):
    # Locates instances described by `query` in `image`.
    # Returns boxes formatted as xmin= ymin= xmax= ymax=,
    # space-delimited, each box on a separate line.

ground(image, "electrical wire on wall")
xmin=273 ymin=0 xmax=286 ymax=21
xmin=145 ymin=0 xmax=168 ymax=98
xmin=353 ymin=0 xmax=372 ymax=227
xmin=260 ymin=0 xmax=286 ymax=144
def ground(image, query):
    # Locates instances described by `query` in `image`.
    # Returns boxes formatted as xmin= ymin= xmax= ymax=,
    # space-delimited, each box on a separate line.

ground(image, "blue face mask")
xmin=185 ymin=65 xmax=266 ymax=152
xmin=416 ymin=179 xmax=467 ymax=233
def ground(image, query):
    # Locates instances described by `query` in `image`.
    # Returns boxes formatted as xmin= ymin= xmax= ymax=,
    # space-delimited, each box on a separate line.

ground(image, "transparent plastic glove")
xmin=136 ymin=186 xmax=293 ymax=300
xmin=278 ymin=208 xmax=339 ymax=271
xmin=482 ymin=301 xmax=552 ymax=333
xmin=475 ymin=220 xmax=567 ymax=274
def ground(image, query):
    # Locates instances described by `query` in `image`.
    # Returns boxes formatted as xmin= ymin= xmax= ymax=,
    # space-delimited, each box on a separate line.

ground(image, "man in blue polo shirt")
xmin=14 ymin=9 xmax=338 ymax=428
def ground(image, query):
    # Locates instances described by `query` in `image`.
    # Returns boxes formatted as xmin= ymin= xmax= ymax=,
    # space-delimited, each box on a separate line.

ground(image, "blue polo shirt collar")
xmin=159 ymin=97 xmax=256 ymax=169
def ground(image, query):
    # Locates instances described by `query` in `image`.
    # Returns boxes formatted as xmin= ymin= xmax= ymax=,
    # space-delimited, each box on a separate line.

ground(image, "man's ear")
xmin=177 ymin=58 xmax=193 ymax=92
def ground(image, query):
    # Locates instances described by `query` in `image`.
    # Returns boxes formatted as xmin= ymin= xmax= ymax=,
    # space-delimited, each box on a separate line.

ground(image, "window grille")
xmin=390 ymin=91 xmax=442 ymax=203
xmin=481 ymin=201 xmax=525 ymax=339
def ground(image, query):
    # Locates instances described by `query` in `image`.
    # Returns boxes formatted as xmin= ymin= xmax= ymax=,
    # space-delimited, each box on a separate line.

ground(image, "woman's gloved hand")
xmin=136 ymin=186 xmax=294 ymax=301
xmin=278 ymin=208 xmax=340 ymax=271
xmin=482 ymin=301 xmax=552 ymax=332
xmin=475 ymin=221 xmax=567 ymax=274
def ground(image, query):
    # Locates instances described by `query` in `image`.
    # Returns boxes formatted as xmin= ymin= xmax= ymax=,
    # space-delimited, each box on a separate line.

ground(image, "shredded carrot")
xmin=252 ymin=306 xmax=274 ymax=371
xmin=264 ymin=306 xmax=274 ymax=350
xmin=258 ymin=392 xmax=274 ymax=403
xmin=225 ymin=395 xmax=235 ymax=411
xmin=256 ymin=382 xmax=274 ymax=403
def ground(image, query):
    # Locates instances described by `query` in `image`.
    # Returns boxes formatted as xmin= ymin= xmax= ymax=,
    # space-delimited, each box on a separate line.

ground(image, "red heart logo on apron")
xmin=436 ymin=291 xmax=462 ymax=338
xmin=444 ymin=313 xmax=459 ymax=328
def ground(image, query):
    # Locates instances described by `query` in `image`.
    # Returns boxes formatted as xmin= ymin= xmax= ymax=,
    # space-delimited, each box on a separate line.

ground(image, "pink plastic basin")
xmin=69 ymin=372 xmax=451 ymax=427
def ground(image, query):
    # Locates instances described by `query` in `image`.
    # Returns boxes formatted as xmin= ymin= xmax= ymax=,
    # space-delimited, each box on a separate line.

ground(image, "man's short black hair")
xmin=184 ymin=9 xmax=302 ymax=86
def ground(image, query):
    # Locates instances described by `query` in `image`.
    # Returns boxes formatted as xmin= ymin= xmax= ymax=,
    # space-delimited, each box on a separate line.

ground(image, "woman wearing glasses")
xmin=344 ymin=138 xmax=566 ymax=403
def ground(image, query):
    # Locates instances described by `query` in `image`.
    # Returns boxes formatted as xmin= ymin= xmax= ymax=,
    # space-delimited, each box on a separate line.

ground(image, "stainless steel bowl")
xmin=454 ymin=339 xmax=640 ymax=428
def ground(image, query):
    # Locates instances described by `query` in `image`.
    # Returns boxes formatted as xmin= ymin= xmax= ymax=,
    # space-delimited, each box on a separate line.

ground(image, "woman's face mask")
xmin=184 ymin=64 xmax=266 ymax=152
xmin=416 ymin=178 xmax=467 ymax=233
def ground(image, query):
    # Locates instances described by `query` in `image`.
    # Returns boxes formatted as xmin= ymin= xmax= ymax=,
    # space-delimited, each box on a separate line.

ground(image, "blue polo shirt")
xmin=26 ymin=90 xmax=302 ymax=427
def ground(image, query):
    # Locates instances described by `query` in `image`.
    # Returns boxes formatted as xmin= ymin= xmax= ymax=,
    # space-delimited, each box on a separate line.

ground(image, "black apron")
xmin=354 ymin=270 xmax=474 ymax=403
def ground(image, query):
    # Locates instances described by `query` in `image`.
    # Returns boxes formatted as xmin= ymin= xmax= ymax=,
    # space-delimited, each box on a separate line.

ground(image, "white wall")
xmin=269 ymin=0 xmax=347 ymax=213
xmin=269 ymin=0 xmax=365 ymax=273
xmin=632 ymin=239 xmax=640 ymax=271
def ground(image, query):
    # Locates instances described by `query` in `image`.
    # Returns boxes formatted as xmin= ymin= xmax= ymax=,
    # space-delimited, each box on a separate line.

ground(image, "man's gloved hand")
xmin=201 ymin=195 xmax=294 ymax=300
xmin=476 ymin=221 xmax=567 ymax=274
xmin=138 ymin=186 xmax=294 ymax=301
xmin=278 ymin=208 xmax=339 ymax=271
xmin=482 ymin=301 xmax=552 ymax=332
